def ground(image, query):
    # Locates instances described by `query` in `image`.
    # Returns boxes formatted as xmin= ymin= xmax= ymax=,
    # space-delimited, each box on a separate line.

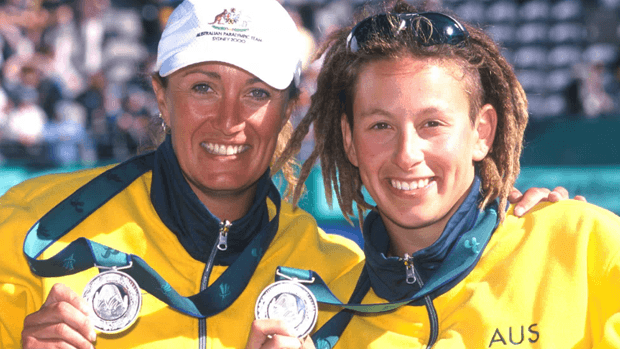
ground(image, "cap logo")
xmin=208 ymin=8 xmax=250 ymax=32
xmin=196 ymin=8 xmax=262 ymax=44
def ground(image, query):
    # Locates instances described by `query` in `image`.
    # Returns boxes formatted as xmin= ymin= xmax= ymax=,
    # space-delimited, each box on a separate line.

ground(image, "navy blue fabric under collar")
xmin=150 ymin=136 xmax=270 ymax=265
xmin=363 ymin=176 xmax=483 ymax=301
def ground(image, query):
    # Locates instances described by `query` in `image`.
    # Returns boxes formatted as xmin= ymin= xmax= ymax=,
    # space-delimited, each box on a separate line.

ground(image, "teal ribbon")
xmin=23 ymin=153 xmax=281 ymax=318
xmin=277 ymin=205 xmax=496 ymax=313
xmin=309 ymin=266 xmax=370 ymax=347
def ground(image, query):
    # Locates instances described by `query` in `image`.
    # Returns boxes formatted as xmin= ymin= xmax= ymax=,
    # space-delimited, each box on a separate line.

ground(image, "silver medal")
xmin=82 ymin=270 xmax=142 ymax=333
xmin=255 ymin=280 xmax=318 ymax=338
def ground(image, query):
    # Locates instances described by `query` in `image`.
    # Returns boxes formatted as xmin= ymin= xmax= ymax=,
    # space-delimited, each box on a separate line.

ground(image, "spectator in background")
xmin=608 ymin=56 xmax=620 ymax=113
xmin=0 ymin=0 xmax=50 ymax=58
xmin=43 ymin=100 xmax=96 ymax=166
xmin=76 ymin=71 xmax=109 ymax=159
xmin=581 ymin=61 xmax=615 ymax=118
xmin=43 ymin=3 xmax=85 ymax=98
xmin=565 ymin=64 xmax=584 ymax=117
xmin=2 ymin=64 xmax=47 ymax=161
xmin=314 ymin=0 xmax=353 ymax=42
xmin=78 ymin=0 xmax=110 ymax=76
xmin=113 ymin=85 xmax=154 ymax=159
xmin=34 ymin=47 xmax=65 ymax=122
xmin=565 ymin=61 xmax=616 ymax=119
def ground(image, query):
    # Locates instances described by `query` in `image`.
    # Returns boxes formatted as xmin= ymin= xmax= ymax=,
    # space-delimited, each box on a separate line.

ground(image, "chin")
xmin=383 ymin=206 xmax=444 ymax=230
xmin=190 ymin=173 xmax=251 ymax=195
xmin=204 ymin=180 xmax=250 ymax=193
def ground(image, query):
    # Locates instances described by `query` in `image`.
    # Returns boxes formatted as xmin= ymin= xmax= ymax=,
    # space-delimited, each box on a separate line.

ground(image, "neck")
xmin=384 ymin=216 xmax=446 ymax=257
xmin=186 ymin=179 xmax=257 ymax=222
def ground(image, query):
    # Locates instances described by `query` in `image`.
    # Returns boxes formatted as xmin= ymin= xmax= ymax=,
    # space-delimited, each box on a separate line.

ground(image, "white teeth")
xmin=202 ymin=143 xmax=248 ymax=156
xmin=418 ymin=179 xmax=428 ymax=188
xmin=391 ymin=178 xmax=433 ymax=191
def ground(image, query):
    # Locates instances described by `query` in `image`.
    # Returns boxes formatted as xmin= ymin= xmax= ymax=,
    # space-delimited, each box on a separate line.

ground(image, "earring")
xmin=159 ymin=113 xmax=171 ymax=134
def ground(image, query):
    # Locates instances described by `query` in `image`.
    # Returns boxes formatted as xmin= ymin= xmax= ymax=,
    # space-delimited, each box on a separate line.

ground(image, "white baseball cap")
xmin=155 ymin=0 xmax=303 ymax=90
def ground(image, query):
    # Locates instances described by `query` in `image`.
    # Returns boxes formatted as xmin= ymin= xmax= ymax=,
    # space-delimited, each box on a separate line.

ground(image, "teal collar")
xmin=151 ymin=136 xmax=271 ymax=265
xmin=363 ymin=176 xmax=492 ymax=301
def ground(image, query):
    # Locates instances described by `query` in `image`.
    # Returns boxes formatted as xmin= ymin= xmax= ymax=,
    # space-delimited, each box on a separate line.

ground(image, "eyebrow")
xmin=358 ymin=106 xmax=444 ymax=119
xmin=182 ymin=69 xmax=220 ymax=79
xmin=247 ymin=77 xmax=265 ymax=85
xmin=358 ymin=108 xmax=393 ymax=119
xmin=182 ymin=70 xmax=267 ymax=86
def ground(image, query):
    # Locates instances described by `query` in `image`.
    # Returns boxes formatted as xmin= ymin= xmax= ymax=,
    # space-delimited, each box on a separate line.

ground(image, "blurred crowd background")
xmin=0 ymin=0 xmax=619 ymax=227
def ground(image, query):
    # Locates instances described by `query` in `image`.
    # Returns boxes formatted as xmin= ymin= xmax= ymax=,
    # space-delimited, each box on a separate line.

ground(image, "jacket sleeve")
xmin=0 ymin=185 xmax=45 ymax=348
xmin=589 ymin=209 xmax=620 ymax=348
xmin=591 ymin=263 xmax=620 ymax=348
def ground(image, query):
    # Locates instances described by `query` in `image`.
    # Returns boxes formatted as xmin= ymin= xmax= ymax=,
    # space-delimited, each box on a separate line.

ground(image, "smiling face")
xmin=153 ymin=62 xmax=292 ymax=220
xmin=342 ymin=56 xmax=496 ymax=251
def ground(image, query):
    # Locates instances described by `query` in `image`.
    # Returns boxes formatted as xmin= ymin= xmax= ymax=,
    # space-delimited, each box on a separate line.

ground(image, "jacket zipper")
xmin=403 ymin=253 xmax=417 ymax=284
xmin=199 ymin=220 xmax=232 ymax=349
xmin=402 ymin=254 xmax=439 ymax=348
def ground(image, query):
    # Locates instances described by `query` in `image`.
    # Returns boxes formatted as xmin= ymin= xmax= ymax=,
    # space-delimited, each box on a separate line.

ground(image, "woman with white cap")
xmin=3 ymin=1 xmax=364 ymax=348
xmin=2 ymin=1 xmax=575 ymax=348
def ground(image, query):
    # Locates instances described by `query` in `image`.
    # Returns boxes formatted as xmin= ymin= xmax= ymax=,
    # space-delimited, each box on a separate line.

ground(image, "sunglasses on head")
xmin=346 ymin=12 xmax=469 ymax=52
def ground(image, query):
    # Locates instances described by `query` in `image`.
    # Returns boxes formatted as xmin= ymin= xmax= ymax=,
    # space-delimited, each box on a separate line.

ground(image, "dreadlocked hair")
xmin=281 ymin=0 xmax=528 ymax=224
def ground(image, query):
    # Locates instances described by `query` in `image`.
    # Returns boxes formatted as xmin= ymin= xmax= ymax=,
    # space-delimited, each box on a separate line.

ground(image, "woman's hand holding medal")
xmin=245 ymin=319 xmax=316 ymax=349
xmin=22 ymin=283 xmax=97 ymax=349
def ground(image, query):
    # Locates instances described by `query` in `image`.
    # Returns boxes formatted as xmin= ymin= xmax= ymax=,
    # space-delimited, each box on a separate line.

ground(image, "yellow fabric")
xmin=327 ymin=201 xmax=620 ymax=348
xmin=0 ymin=166 xmax=363 ymax=348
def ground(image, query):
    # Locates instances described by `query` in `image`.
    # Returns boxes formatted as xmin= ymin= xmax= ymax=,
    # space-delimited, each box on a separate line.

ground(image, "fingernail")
xmin=514 ymin=207 xmax=523 ymax=216
xmin=89 ymin=330 xmax=97 ymax=342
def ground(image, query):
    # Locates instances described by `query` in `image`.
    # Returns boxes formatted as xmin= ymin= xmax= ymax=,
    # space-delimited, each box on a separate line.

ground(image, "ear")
xmin=151 ymin=77 xmax=170 ymax=126
xmin=341 ymin=114 xmax=359 ymax=167
xmin=472 ymin=104 xmax=497 ymax=161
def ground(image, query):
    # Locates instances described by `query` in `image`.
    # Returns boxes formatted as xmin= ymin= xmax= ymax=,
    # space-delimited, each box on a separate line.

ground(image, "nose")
xmin=211 ymin=98 xmax=245 ymax=135
xmin=392 ymin=126 xmax=424 ymax=171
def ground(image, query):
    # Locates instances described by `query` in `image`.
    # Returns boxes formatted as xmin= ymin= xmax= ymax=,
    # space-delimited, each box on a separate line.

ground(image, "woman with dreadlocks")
xmin=246 ymin=1 xmax=620 ymax=348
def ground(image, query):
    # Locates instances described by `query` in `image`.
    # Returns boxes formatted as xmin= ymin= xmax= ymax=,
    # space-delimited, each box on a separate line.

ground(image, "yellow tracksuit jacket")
xmin=322 ymin=201 xmax=620 ymax=348
xmin=0 ymin=166 xmax=363 ymax=348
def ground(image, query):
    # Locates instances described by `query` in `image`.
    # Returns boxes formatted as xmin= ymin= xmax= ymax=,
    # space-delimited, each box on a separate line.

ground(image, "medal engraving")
xmin=255 ymin=280 xmax=318 ymax=338
xmin=82 ymin=270 xmax=142 ymax=333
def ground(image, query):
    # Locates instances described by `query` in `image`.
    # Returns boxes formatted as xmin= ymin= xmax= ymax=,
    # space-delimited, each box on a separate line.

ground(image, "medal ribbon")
xmin=276 ymin=205 xmax=497 ymax=345
xmin=23 ymin=152 xmax=281 ymax=318
xmin=276 ymin=204 xmax=496 ymax=312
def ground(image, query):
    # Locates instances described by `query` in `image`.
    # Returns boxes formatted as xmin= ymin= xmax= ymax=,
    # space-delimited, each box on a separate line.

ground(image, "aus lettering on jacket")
xmin=489 ymin=324 xmax=539 ymax=347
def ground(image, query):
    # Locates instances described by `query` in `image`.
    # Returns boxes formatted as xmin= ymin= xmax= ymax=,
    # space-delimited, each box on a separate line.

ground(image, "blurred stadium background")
xmin=0 ymin=0 xmax=619 ymax=246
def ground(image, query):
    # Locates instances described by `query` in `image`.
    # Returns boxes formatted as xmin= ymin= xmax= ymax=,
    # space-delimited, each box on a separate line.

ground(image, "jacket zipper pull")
xmin=403 ymin=253 xmax=416 ymax=285
xmin=217 ymin=220 xmax=232 ymax=251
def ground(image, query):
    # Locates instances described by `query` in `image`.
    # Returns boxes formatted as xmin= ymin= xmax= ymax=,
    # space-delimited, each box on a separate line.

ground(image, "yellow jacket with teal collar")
xmin=0 ymin=145 xmax=363 ymax=348
xmin=323 ymin=200 xmax=620 ymax=348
